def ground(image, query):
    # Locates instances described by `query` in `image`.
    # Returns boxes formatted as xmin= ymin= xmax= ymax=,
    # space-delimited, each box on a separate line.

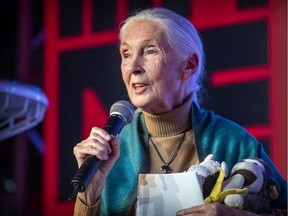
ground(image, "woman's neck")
xmin=142 ymin=95 xmax=193 ymax=137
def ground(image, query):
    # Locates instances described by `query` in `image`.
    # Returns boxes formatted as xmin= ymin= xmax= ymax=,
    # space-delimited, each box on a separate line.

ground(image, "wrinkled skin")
xmin=73 ymin=127 xmax=120 ymax=205
xmin=176 ymin=202 xmax=258 ymax=216
xmin=73 ymin=20 xmax=258 ymax=215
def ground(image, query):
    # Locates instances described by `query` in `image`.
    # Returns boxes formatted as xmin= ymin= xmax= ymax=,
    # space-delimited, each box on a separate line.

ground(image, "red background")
xmin=43 ymin=0 xmax=287 ymax=215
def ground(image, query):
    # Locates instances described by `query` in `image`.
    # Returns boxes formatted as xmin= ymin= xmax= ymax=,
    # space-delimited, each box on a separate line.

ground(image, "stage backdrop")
xmin=43 ymin=0 xmax=287 ymax=215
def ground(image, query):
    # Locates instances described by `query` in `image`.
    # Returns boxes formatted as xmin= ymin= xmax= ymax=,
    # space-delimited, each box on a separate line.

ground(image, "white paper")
xmin=136 ymin=171 xmax=204 ymax=216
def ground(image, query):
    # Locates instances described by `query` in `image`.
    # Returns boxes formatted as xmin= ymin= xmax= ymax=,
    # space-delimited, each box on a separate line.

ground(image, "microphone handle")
xmin=69 ymin=114 xmax=126 ymax=199
xmin=70 ymin=156 xmax=102 ymax=193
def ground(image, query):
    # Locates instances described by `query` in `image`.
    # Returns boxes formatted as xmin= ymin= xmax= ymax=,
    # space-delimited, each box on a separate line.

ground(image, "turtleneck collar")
xmin=142 ymin=95 xmax=193 ymax=137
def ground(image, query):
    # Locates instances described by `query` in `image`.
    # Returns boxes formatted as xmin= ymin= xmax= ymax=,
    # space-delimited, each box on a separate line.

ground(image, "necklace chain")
xmin=149 ymin=131 xmax=187 ymax=174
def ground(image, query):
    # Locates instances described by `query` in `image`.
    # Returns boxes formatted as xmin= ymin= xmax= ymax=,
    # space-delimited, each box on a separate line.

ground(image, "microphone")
xmin=68 ymin=100 xmax=134 ymax=200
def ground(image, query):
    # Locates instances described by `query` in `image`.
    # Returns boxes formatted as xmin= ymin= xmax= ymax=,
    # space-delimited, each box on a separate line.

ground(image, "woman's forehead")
xmin=120 ymin=20 xmax=171 ymax=49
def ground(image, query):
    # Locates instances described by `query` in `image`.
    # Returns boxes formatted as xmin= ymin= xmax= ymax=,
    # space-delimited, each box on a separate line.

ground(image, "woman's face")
xmin=120 ymin=20 xmax=188 ymax=114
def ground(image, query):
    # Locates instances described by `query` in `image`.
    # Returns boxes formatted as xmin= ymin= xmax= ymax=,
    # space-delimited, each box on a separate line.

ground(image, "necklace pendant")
xmin=161 ymin=164 xmax=173 ymax=174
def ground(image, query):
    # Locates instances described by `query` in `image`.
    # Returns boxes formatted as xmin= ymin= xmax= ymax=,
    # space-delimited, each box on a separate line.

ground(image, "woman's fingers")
xmin=89 ymin=126 xmax=112 ymax=141
xmin=73 ymin=127 xmax=115 ymax=166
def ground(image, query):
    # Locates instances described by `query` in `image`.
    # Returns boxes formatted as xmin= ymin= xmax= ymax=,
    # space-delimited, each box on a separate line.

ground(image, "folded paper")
xmin=136 ymin=172 xmax=204 ymax=216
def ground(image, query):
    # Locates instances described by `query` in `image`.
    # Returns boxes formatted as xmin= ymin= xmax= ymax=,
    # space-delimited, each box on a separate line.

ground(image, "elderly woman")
xmin=73 ymin=7 xmax=287 ymax=215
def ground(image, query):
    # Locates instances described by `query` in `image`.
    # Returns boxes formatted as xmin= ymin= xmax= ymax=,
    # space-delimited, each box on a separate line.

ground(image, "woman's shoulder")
xmin=192 ymin=102 xmax=249 ymax=137
xmin=192 ymin=102 xmax=261 ymax=158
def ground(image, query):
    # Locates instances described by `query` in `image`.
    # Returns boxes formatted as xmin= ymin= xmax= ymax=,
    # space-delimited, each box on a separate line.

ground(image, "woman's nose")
xmin=128 ymin=56 xmax=144 ymax=74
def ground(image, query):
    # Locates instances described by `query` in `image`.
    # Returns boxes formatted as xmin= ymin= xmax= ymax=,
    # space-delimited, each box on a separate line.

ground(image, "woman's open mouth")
xmin=132 ymin=83 xmax=149 ymax=93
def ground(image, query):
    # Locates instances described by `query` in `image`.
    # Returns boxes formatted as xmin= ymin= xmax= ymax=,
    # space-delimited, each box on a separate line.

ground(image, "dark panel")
xmin=59 ymin=0 xmax=82 ymax=37
xmin=203 ymin=80 xmax=269 ymax=126
xmin=201 ymin=21 xmax=268 ymax=71
xmin=0 ymin=0 xmax=17 ymax=79
xmin=58 ymin=45 xmax=127 ymax=200
xmin=259 ymin=139 xmax=270 ymax=156
xmin=31 ymin=0 xmax=43 ymax=35
xmin=163 ymin=0 xmax=191 ymax=18
xmin=238 ymin=0 xmax=268 ymax=9
xmin=128 ymin=0 xmax=152 ymax=13
xmin=92 ymin=0 xmax=117 ymax=31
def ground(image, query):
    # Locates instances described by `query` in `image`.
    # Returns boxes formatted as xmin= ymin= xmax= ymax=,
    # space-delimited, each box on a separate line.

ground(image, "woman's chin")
xmin=130 ymin=98 xmax=150 ymax=109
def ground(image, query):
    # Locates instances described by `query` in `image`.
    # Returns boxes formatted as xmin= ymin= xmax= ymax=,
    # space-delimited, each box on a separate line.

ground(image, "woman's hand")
xmin=176 ymin=203 xmax=258 ymax=216
xmin=73 ymin=127 xmax=121 ymax=205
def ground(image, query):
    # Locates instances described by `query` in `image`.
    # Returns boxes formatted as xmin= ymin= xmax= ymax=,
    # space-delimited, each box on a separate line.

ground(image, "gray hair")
xmin=119 ymin=7 xmax=206 ymax=104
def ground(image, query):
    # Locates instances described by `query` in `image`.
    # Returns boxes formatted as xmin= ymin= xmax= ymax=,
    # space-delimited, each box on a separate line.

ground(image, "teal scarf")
xmin=101 ymin=102 xmax=287 ymax=215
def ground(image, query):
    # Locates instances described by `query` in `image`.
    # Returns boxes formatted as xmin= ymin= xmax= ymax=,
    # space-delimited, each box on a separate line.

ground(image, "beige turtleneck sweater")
xmin=74 ymin=96 xmax=199 ymax=215
xmin=143 ymin=96 xmax=199 ymax=173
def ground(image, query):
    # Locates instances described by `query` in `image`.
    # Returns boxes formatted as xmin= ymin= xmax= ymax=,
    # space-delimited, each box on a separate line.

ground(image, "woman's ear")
xmin=181 ymin=53 xmax=199 ymax=80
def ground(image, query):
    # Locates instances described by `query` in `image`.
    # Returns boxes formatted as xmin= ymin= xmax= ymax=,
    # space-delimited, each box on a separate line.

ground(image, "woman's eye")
xmin=123 ymin=52 xmax=130 ymax=59
xmin=146 ymin=49 xmax=157 ymax=55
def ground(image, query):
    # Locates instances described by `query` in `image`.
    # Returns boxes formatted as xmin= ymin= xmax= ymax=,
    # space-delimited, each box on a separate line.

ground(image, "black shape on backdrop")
xmin=59 ymin=45 xmax=125 ymax=201
xmin=69 ymin=100 xmax=135 ymax=200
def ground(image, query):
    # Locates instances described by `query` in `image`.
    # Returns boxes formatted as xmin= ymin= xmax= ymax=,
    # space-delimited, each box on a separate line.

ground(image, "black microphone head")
xmin=110 ymin=100 xmax=134 ymax=124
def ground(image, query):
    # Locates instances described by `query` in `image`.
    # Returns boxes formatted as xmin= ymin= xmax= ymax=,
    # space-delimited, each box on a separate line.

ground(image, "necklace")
xmin=149 ymin=132 xmax=187 ymax=174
